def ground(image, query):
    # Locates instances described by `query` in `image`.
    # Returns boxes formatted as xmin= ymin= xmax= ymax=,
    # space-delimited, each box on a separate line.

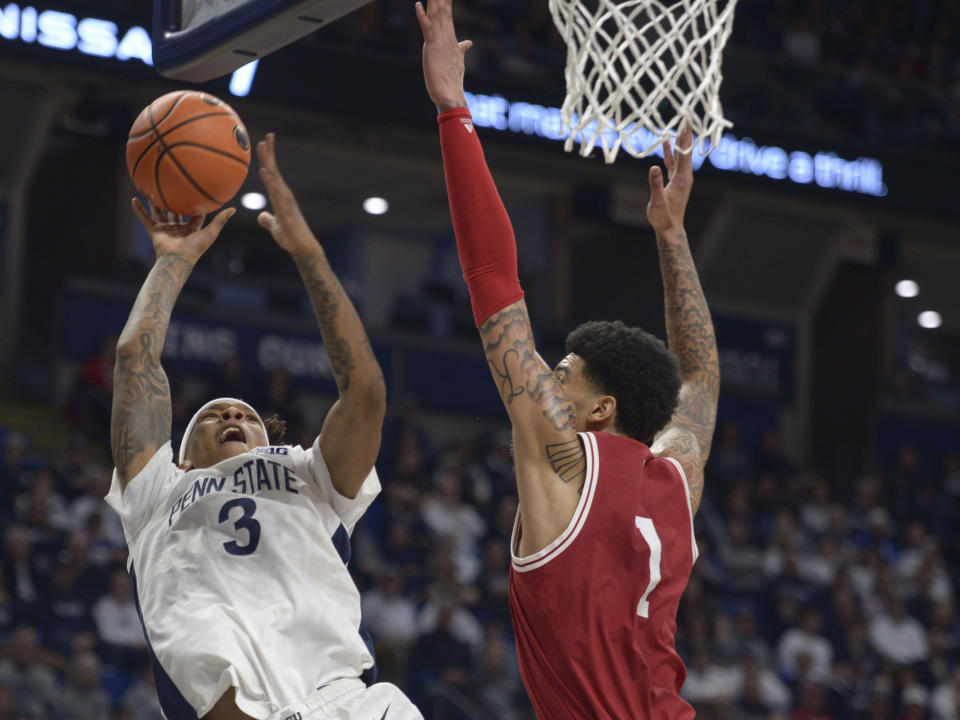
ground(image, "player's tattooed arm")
xmin=657 ymin=229 xmax=719 ymax=462
xmin=256 ymin=133 xmax=385 ymax=498
xmin=479 ymin=300 xmax=584 ymax=488
xmin=112 ymin=254 xmax=192 ymax=485
xmin=113 ymin=201 xmax=233 ymax=486
xmin=645 ymin=124 xmax=717 ymax=514
xmin=293 ymin=249 xmax=386 ymax=498
xmin=480 ymin=301 xmax=576 ymax=433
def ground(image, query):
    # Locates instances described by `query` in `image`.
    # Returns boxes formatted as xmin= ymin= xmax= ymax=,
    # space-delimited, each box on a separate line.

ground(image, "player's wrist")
xmin=155 ymin=249 xmax=200 ymax=267
xmin=436 ymin=96 xmax=469 ymax=113
xmin=287 ymin=239 xmax=324 ymax=261
xmin=654 ymin=224 xmax=686 ymax=242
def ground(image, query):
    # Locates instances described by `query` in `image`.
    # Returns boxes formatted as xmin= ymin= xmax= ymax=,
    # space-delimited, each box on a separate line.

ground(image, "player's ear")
xmin=587 ymin=395 xmax=616 ymax=426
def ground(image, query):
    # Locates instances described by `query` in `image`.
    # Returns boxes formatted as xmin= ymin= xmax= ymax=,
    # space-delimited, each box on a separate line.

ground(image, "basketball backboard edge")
xmin=153 ymin=0 xmax=374 ymax=83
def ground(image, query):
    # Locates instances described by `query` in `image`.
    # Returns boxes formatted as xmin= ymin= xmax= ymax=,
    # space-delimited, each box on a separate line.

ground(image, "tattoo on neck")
xmin=546 ymin=438 xmax=586 ymax=485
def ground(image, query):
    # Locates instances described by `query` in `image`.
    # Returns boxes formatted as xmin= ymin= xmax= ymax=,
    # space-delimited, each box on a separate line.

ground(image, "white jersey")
xmin=105 ymin=439 xmax=381 ymax=719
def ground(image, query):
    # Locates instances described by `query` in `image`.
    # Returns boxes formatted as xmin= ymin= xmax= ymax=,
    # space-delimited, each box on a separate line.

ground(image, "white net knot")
xmin=549 ymin=0 xmax=739 ymax=162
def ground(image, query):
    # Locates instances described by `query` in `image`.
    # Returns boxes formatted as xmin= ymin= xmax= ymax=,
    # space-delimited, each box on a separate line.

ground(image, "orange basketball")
xmin=126 ymin=91 xmax=251 ymax=217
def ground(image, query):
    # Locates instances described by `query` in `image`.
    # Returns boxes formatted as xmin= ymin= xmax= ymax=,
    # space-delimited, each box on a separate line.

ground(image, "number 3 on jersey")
xmin=635 ymin=516 xmax=662 ymax=618
xmin=220 ymin=498 xmax=261 ymax=556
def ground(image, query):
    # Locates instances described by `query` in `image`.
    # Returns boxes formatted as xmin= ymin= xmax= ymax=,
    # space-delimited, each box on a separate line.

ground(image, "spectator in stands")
xmin=66 ymin=466 xmax=123 ymax=550
xmin=34 ymin=561 xmax=94 ymax=656
xmin=778 ymin=607 xmax=834 ymax=684
xmin=476 ymin=537 xmax=511 ymax=626
xmin=120 ymin=661 xmax=164 ymax=720
xmin=468 ymin=631 xmax=528 ymax=720
xmin=14 ymin=469 xmax=70 ymax=534
xmin=408 ymin=603 xmax=473 ymax=707
xmin=869 ymin=596 xmax=929 ymax=666
xmin=360 ymin=567 xmax=418 ymax=679
xmin=933 ymin=666 xmax=960 ymax=720
xmin=0 ymin=625 xmax=58 ymax=716
xmin=900 ymin=684 xmax=931 ymax=720
xmin=91 ymin=569 xmax=146 ymax=668
xmin=2 ymin=527 xmax=42 ymax=614
xmin=711 ymin=421 xmax=753 ymax=489
xmin=719 ymin=517 xmax=767 ymax=598
xmin=420 ymin=469 xmax=486 ymax=583
xmin=0 ymin=434 xmax=32 ymax=513
xmin=68 ymin=336 xmax=116 ymax=448
xmin=53 ymin=651 xmax=110 ymax=720
xmin=791 ymin=681 xmax=834 ymax=720
xmin=682 ymin=645 xmax=735 ymax=708
xmin=731 ymin=648 xmax=792 ymax=714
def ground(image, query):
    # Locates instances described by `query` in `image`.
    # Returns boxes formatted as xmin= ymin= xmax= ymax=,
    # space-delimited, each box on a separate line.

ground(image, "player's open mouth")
xmin=217 ymin=425 xmax=246 ymax=445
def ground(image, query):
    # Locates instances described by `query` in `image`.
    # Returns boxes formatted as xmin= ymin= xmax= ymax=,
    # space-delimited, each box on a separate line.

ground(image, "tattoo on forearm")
xmin=111 ymin=254 xmax=191 ymax=481
xmin=294 ymin=252 xmax=378 ymax=395
xmin=546 ymin=439 xmax=586 ymax=491
xmin=480 ymin=304 xmax=576 ymax=432
xmin=657 ymin=231 xmax=720 ymax=461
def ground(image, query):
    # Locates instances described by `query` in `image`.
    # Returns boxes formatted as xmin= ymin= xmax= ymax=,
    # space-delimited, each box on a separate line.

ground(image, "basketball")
xmin=126 ymin=91 xmax=251 ymax=217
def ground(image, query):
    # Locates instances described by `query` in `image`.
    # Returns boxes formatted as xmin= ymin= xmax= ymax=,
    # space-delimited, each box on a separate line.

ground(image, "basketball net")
xmin=549 ymin=0 xmax=739 ymax=162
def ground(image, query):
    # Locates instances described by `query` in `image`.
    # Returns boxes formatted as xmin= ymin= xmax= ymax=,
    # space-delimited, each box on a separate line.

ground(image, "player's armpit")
xmin=651 ymin=424 xmax=704 ymax=514
xmin=479 ymin=300 xmax=584 ymax=489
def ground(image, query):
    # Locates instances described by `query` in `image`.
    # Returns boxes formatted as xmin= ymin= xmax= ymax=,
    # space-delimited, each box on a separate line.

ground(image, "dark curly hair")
xmin=565 ymin=320 xmax=681 ymax=445
xmin=263 ymin=414 xmax=287 ymax=445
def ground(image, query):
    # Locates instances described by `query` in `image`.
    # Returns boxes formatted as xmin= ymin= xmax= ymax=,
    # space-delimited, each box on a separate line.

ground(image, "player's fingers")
xmin=206 ymin=207 xmax=236 ymax=238
xmin=648 ymin=166 xmax=665 ymax=199
xmin=146 ymin=199 xmax=161 ymax=223
xmin=185 ymin=215 xmax=204 ymax=233
xmin=415 ymin=1 xmax=431 ymax=31
xmin=677 ymin=121 xmax=693 ymax=173
xmin=131 ymin=198 xmax=153 ymax=229
xmin=663 ymin=141 xmax=675 ymax=179
xmin=256 ymin=135 xmax=276 ymax=172
xmin=259 ymin=166 xmax=288 ymax=203
xmin=257 ymin=211 xmax=277 ymax=234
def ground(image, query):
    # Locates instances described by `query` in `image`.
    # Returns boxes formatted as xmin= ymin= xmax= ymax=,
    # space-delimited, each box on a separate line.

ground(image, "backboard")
xmin=153 ymin=0 xmax=374 ymax=83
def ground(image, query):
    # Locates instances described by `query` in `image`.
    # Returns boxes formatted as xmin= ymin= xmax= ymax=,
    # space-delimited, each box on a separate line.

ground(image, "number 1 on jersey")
xmin=635 ymin=516 xmax=662 ymax=618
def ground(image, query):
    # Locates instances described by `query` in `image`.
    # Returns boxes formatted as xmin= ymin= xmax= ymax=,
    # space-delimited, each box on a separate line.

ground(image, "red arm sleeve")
xmin=439 ymin=107 xmax=524 ymax=327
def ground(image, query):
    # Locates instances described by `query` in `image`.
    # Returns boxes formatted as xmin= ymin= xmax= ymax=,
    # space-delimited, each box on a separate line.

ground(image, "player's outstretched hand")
xmin=131 ymin=198 xmax=234 ymax=265
xmin=416 ymin=0 xmax=472 ymax=112
xmin=646 ymin=122 xmax=694 ymax=236
xmin=256 ymin=133 xmax=318 ymax=257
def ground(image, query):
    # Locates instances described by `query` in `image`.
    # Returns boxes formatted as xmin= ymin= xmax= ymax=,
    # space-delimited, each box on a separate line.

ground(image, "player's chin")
xmin=214 ymin=441 xmax=249 ymax=462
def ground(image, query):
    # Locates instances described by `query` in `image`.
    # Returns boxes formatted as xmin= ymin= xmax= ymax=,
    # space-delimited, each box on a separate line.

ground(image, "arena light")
xmin=363 ymin=197 xmax=389 ymax=215
xmin=895 ymin=279 xmax=919 ymax=298
xmin=917 ymin=311 xmax=942 ymax=329
xmin=229 ymin=59 xmax=259 ymax=97
xmin=241 ymin=192 xmax=267 ymax=211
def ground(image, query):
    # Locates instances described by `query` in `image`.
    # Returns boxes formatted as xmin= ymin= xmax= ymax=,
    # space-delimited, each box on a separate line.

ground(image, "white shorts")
xmin=272 ymin=679 xmax=424 ymax=720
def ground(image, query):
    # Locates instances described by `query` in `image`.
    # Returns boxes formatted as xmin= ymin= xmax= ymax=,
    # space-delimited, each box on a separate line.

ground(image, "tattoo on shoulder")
xmin=480 ymin=305 xmax=576 ymax=433
xmin=546 ymin=438 xmax=586 ymax=489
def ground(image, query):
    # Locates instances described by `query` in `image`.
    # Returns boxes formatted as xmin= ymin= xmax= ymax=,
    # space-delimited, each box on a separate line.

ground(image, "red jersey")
xmin=509 ymin=431 xmax=698 ymax=720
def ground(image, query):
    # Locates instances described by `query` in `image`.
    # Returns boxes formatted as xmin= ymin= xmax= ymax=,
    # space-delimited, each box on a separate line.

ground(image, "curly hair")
xmin=263 ymin=414 xmax=287 ymax=445
xmin=565 ymin=320 xmax=681 ymax=445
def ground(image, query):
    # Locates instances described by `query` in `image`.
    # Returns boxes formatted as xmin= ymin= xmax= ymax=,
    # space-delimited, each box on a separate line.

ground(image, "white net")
xmin=549 ymin=0 xmax=739 ymax=163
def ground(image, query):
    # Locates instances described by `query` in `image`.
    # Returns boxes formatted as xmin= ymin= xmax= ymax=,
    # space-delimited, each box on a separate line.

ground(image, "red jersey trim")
xmin=510 ymin=432 xmax=599 ymax=572
xmin=662 ymin=456 xmax=699 ymax=563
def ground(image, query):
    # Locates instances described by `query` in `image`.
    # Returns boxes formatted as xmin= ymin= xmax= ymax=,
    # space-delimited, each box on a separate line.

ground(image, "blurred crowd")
xmin=0 ymin=351 xmax=957 ymax=719
xmin=319 ymin=0 xmax=960 ymax=151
